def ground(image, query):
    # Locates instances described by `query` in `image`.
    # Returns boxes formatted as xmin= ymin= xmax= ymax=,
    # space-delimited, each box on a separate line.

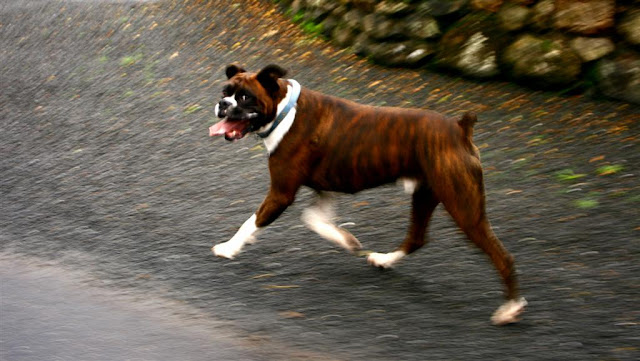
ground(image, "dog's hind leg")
xmin=440 ymin=168 xmax=526 ymax=325
xmin=460 ymin=216 xmax=526 ymax=325
xmin=368 ymin=185 xmax=440 ymax=268
xmin=302 ymin=192 xmax=362 ymax=253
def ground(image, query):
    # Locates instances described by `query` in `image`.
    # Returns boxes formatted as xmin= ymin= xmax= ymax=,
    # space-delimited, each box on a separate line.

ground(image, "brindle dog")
xmin=209 ymin=64 xmax=527 ymax=325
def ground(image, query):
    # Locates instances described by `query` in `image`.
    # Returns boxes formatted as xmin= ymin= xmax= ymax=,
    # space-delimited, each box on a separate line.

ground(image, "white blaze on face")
xmin=215 ymin=95 xmax=238 ymax=117
xmin=223 ymin=95 xmax=238 ymax=107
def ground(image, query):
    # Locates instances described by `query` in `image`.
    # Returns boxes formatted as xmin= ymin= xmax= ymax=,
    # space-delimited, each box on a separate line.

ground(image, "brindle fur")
xmin=225 ymin=70 xmax=519 ymax=302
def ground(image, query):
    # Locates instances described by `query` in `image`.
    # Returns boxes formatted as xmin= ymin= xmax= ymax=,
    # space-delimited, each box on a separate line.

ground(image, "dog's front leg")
xmin=212 ymin=214 xmax=260 ymax=259
xmin=213 ymin=187 xmax=295 ymax=259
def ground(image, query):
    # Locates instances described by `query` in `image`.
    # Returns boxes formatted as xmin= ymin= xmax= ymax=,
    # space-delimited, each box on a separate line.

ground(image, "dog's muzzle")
xmin=216 ymin=100 xmax=232 ymax=118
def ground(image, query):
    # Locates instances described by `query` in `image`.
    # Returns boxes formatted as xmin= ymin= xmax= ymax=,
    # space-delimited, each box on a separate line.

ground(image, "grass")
xmin=288 ymin=8 xmax=324 ymax=38
xmin=292 ymin=11 xmax=305 ymax=23
xmin=555 ymin=169 xmax=587 ymax=182
xmin=301 ymin=20 xmax=323 ymax=36
xmin=120 ymin=53 xmax=143 ymax=67
xmin=184 ymin=104 xmax=202 ymax=114
xmin=596 ymin=164 xmax=624 ymax=176
xmin=574 ymin=198 xmax=599 ymax=209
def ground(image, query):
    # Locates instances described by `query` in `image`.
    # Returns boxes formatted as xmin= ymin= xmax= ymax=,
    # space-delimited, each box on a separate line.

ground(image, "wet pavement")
xmin=1 ymin=0 xmax=639 ymax=360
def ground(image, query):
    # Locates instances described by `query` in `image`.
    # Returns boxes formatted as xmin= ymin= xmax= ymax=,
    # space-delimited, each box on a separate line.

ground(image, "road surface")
xmin=1 ymin=0 xmax=639 ymax=360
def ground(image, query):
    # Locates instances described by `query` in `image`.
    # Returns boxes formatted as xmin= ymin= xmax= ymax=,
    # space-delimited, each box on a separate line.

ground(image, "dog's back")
xmin=286 ymin=89 xmax=479 ymax=194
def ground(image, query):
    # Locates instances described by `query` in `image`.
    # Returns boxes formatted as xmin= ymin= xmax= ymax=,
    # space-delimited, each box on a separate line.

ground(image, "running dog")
xmin=209 ymin=64 xmax=527 ymax=325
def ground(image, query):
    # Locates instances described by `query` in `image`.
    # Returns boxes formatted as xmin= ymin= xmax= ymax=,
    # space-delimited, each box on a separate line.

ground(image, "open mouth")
xmin=209 ymin=118 xmax=252 ymax=141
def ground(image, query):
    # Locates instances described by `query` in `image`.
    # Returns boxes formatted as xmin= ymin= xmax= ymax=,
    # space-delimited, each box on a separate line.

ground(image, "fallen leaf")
xmin=436 ymin=94 xmax=451 ymax=104
xmin=352 ymin=201 xmax=369 ymax=208
xmin=264 ymin=285 xmax=300 ymax=289
xmin=260 ymin=29 xmax=279 ymax=39
xmin=279 ymin=311 xmax=305 ymax=319
xmin=251 ymin=273 xmax=275 ymax=279
xmin=613 ymin=347 xmax=637 ymax=352
xmin=555 ymin=214 xmax=587 ymax=222
xmin=135 ymin=203 xmax=149 ymax=211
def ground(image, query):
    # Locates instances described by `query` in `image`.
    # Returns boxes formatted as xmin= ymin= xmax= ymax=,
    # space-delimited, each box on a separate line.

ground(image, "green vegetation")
xmin=184 ymin=104 xmax=203 ymax=114
xmin=120 ymin=54 xmax=143 ymax=67
xmin=596 ymin=164 xmax=624 ymax=176
xmin=555 ymin=169 xmax=587 ymax=182
xmin=301 ymin=20 xmax=323 ymax=36
xmin=574 ymin=198 xmax=599 ymax=209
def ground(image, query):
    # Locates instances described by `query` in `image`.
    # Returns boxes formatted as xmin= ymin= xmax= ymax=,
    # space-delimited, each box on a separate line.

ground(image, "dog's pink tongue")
xmin=209 ymin=119 xmax=244 ymax=138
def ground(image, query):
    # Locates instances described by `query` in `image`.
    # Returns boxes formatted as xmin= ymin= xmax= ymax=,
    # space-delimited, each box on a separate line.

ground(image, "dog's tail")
xmin=458 ymin=111 xmax=477 ymax=142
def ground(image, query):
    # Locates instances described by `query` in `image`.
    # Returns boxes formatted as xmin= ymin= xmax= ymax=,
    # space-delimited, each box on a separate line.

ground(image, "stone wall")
xmin=277 ymin=0 xmax=640 ymax=104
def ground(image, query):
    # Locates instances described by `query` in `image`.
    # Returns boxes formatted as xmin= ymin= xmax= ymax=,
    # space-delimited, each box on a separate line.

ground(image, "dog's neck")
xmin=257 ymin=79 xmax=300 ymax=154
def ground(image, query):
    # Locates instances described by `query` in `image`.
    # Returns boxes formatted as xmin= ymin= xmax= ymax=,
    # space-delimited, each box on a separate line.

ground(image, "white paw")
xmin=212 ymin=242 xmax=241 ymax=259
xmin=491 ymin=297 xmax=527 ymax=325
xmin=367 ymin=251 xmax=406 ymax=269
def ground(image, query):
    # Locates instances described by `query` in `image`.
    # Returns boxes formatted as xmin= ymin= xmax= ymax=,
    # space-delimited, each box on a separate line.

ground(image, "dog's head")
xmin=210 ymin=64 xmax=288 ymax=141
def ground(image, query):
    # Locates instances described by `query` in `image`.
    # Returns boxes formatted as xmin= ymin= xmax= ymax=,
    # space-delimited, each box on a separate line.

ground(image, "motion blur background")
xmin=1 ymin=1 xmax=639 ymax=360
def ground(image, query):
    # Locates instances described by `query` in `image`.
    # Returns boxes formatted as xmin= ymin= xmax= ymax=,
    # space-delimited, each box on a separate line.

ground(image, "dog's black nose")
xmin=218 ymin=99 xmax=232 ymax=118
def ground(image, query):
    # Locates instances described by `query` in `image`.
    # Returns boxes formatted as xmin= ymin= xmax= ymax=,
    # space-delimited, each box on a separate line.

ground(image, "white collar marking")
xmin=258 ymin=79 xmax=300 ymax=154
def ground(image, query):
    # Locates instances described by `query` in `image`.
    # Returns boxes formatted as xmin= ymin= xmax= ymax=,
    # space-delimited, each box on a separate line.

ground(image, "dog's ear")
xmin=257 ymin=64 xmax=287 ymax=94
xmin=225 ymin=64 xmax=246 ymax=79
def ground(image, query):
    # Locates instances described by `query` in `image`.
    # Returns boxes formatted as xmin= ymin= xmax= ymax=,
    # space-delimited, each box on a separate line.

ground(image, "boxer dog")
xmin=209 ymin=64 xmax=526 ymax=325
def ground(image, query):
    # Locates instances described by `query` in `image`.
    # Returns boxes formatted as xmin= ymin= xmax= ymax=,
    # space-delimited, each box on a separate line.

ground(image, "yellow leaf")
xmin=352 ymin=201 xmax=369 ymax=208
xmin=279 ymin=311 xmax=305 ymax=318
xmin=264 ymin=285 xmax=300 ymax=289
xmin=251 ymin=273 xmax=275 ymax=279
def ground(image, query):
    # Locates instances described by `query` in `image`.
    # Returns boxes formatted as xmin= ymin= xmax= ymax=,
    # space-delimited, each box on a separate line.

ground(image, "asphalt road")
xmin=1 ymin=0 xmax=639 ymax=360
xmin=0 ymin=254 xmax=316 ymax=361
